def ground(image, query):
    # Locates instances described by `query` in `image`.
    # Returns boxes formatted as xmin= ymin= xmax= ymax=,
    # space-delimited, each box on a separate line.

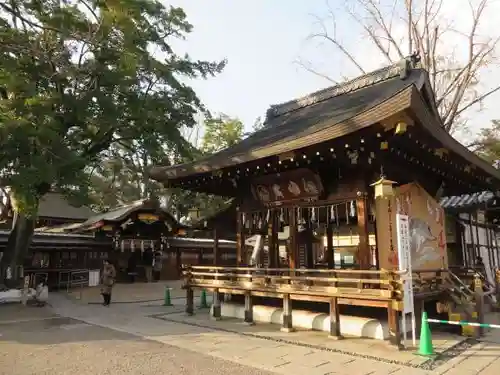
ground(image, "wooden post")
xmin=281 ymin=293 xmax=294 ymax=332
xmin=326 ymin=220 xmax=334 ymax=269
xmin=236 ymin=207 xmax=245 ymax=266
xmin=289 ymin=208 xmax=298 ymax=270
xmin=387 ymin=305 xmax=402 ymax=349
xmin=175 ymin=248 xmax=182 ymax=279
xmin=474 ymin=274 xmax=484 ymax=337
xmin=244 ymin=291 xmax=254 ymax=325
xmin=356 ymin=194 xmax=370 ymax=269
xmin=213 ymin=228 xmax=220 ymax=265
xmin=495 ymin=268 xmax=500 ymax=311
xmin=268 ymin=210 xmax=279 ymax=268
xmin=304 ymin=209 xmax=314 ymax=269
xmin=212 ymin=289 xmax=221 ymax=320
xmin=474 ymin=210 xmax=484 ymax=268
xmin=328 ymin=297 xmax=342 ymax=339
xmin=186 ymin=287 xmax=194 ymax=315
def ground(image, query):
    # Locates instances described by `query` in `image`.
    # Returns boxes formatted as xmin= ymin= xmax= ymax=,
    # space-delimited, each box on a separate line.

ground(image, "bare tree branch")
xmin=299 ymin=0 xmax=500 ymax=134
xmin=294 ymin=58 xmax=338 ymax=84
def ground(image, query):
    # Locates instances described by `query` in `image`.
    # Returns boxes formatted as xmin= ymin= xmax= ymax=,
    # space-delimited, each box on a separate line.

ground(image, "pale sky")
xmin=167 ymin=0 xmax=500 ymax=142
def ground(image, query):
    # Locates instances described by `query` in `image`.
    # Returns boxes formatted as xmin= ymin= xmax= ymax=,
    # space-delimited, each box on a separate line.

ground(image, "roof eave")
xmin=409 ymin=85 xmax=500 ymax=185
xmin=151 ymin=87 xmax=414 ymax=183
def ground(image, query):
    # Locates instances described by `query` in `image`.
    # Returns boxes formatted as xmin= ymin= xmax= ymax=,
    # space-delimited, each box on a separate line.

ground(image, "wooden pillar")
xmin=281 ymin=294 xmax=294 ymax=332
xmin=474 ymin=275 xmax=485 ymax=337
xmin=304 ymin=209 xmax=314 ymax=269
xmin=236 ymin=207 xmax=244 ymax=266
xmin=387 ymin=305 xmax=402 ymax=349
xmin=288 ymin=208 xmax=298 ymax=269
xmin=356 ymin=194 xmax=370 ymax=269
xmin=212 ymin=289 xmax=221 ymax=320
xmin=197 ymin=249 xmax=203 ymax=266
xmin=213 ymin=228 xmax=220 ymax=265
xmin=244 ymin=291 xmax=254 ymax=325
xmin=268 ymin=210 xmax=279 ymax=268
xmin=186 ymin=287 xmax=194 ymax=315
xmin=326 ymin=221 xmax=334 ymax=269
xmin=468 ymin=213 xmax=475 ymax=267
xmin=175 ymin=248 xmax=181 ymax=279
xmin=474 ymin=211 xmax=481 ymax=263
xmin=328 ymin=297 xmax=342 ymax=339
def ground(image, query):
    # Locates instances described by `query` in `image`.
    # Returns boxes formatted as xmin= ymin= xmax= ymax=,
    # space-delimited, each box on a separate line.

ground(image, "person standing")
xmin=153 ymin=251 xmax=163 ymax=282
xmin=143 ymin=248 xmax=153 ymax=283
xmin=101 ymin=260 xmax=116 ymax=306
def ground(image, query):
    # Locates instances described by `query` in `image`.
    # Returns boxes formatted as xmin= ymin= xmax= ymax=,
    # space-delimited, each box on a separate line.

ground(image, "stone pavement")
xmin=41 ymin=292 xmax=498 ymax=375
xmin=0 ymin=307 xmax=272 ymax=375
xmin=1 ymin=285 xmax=494 ymax=375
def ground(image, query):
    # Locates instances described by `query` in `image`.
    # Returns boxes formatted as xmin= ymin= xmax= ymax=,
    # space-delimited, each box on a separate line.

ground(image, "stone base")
xmin=280 ymin=327 xmax=296 ymax=333
xmin=217 ymin=302 xmax=410 ymax=340
xmin=328 ymin=335 xmax=344 ymax=340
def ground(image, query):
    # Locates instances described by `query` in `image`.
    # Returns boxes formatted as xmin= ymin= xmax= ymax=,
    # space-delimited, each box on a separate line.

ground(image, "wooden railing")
xmin=182 ymin=265 xmax=406 ymax=348
xmin=182 ymin=266 xmax=405 ymax=305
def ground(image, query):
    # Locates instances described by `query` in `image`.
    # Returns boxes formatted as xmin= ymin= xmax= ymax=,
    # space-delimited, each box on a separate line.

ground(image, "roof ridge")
xmin=266 ymin=59 xmax=410 ymax=119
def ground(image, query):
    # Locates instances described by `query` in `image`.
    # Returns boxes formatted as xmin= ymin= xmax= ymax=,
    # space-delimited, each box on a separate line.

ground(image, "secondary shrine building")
xmin=150 ymin=57 xmax=500 ymax=348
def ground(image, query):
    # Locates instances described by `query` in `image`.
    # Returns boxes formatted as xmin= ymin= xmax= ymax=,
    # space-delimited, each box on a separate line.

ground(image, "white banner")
xmin=396 ymin=214 xmax=416 ymax=347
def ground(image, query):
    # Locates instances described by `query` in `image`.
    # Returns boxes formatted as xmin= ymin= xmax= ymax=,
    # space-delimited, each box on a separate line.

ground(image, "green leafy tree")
xmin=471 ymin=120 xmax=500 ymax=166
xmin=0 ymin=0 xmax=225 ymax=283
xmin=201 ymin=115 xmax=243 ymax=154
xmin=169 ymin=115 xmax=244 ymax=222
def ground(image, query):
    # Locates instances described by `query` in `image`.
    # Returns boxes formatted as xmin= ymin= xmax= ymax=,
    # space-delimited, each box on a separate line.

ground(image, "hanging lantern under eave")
xmin=394 ymin=121 xmax=407 ymax=135
xmin=370 ymin=178 xmax=397 ymax=199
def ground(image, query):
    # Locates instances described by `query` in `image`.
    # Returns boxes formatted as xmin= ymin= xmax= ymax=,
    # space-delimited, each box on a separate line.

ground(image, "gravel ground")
xmin=0 ymin=317 xmax=274 ymax=375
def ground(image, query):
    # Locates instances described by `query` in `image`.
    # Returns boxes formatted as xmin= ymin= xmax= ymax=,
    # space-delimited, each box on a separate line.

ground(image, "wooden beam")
xmin=213 ymin=228 xmax=220 ymax=265
xmin=269 ymin=210 xmax=279 ymax=268
xmin=356 ymin=194 xmax=371 ymax=269
xmin=304 ymin=209 xmax=314 ymax=268
xmin=289 ymin=208 xmax=298 ymax=269
xmin=236 ymin=207 xmax=244 ymax=266
xmin=329 ymin=297 xmax=342 ymax=339
xmin=326 ymin=219 xmax=334 ymax=269
xmin=281 ymin=294 xmax=294 ymax=332
xmin=244 ymin=291 xmax=254 ymax=325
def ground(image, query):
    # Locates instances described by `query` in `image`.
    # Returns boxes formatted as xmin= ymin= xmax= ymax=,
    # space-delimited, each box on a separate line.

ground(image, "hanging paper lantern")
xmin=370 ymin=178 xmax=397 ymax=199
xmin=394 ymin=121 xmax=407 ymax=135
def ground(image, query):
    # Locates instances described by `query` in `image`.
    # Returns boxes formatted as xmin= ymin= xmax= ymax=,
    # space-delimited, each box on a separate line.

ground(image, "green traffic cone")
xmin=417 ymin=311 xmax=435 ymax=356
xmin=163 ymin=287 xmax=173 ymax=306
xmin=199 ymin=289 xmax=209 ymax=309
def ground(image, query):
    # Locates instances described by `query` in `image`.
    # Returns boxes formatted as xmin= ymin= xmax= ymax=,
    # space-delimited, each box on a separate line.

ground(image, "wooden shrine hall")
xmin=150 ymin=57 xmax=500 ymax=348
xmin=38 ymin=199 xmax=237 ymax=281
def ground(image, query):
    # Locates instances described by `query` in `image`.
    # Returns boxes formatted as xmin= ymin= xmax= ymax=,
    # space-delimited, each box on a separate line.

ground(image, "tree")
xmin=201 ymin=114 xmax=243 ymax=154
xmin=298 ymin=0 xmax=500 ymax=134
xmin=0 ymin=0 xmax=225 ymax=283
xmin=175 ymin=114 xmax=244 ymax=222
xmin=471 ymin=120 xmax=500 ymax=165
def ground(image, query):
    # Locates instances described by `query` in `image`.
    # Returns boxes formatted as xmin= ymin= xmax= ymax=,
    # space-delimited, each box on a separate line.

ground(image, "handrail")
xmin=187 ymin=265 xmax=407 ymax=276
xmin=188 ymin=271 xmax=395 ymax=285
xmin=183 ymin=266 xmax=404 ymax=302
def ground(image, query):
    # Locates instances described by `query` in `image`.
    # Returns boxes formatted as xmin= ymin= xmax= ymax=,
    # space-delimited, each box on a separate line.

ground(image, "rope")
xmin=426 ymin=318 xmax=500 ymax=329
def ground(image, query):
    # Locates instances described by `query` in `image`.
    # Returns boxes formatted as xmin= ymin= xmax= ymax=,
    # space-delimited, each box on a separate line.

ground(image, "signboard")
xmin=251 ymin=168 xmax=323 ymax=206
xmin=138 ymin=213 xmax=160 ymax=224
xmin=396 ymin=214 xmax=416 ymax=347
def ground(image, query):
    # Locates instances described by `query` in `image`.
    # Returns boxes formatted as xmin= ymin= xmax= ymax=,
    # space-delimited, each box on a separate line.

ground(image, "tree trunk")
xmin=0 ymin=206 xmax=37 ymax=288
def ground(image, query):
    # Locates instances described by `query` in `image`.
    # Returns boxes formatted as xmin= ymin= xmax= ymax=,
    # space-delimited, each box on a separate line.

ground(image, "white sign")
xmin=396 ymin=214 xmax=416 ymax=347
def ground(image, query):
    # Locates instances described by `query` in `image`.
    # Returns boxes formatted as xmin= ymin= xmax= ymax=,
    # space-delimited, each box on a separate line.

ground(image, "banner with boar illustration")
xmin=375 ymin=183 xmax=447 ymax=270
